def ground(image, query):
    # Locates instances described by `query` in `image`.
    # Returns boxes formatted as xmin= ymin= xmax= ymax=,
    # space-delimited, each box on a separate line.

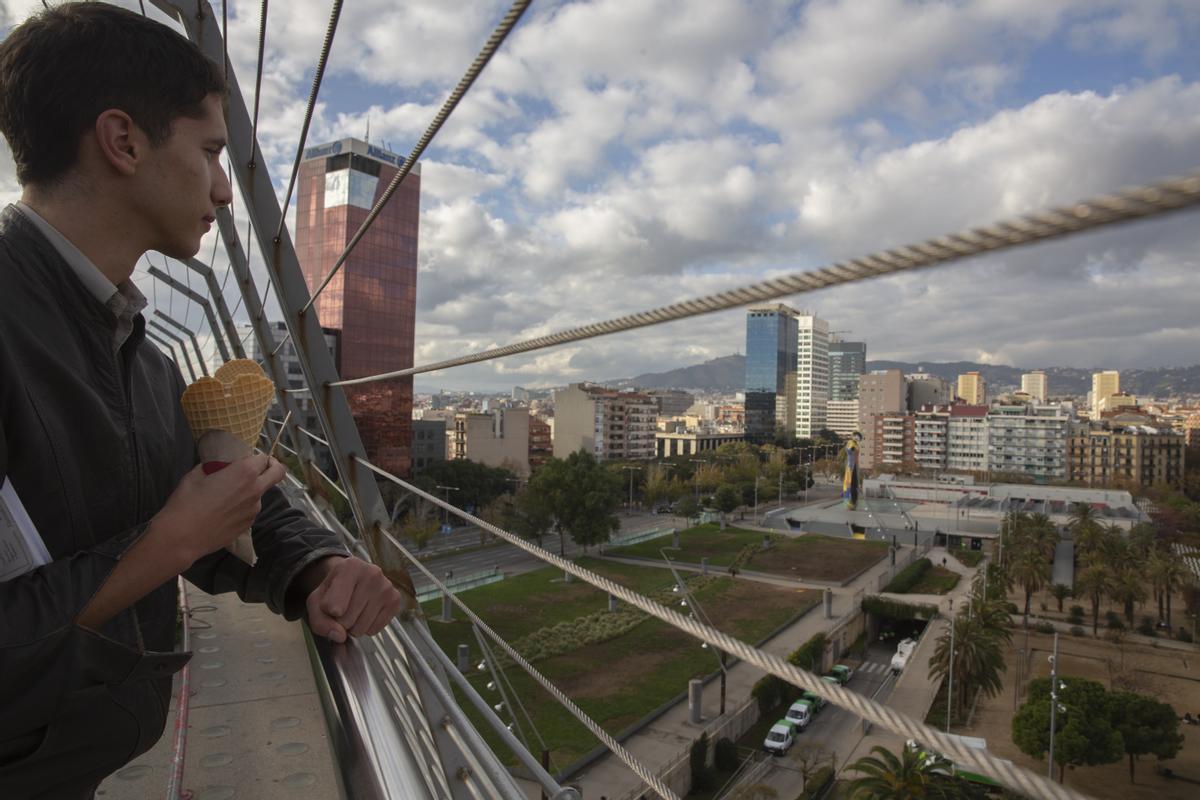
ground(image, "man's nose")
xmin=213 ymin=161 xmax=234 ymax=207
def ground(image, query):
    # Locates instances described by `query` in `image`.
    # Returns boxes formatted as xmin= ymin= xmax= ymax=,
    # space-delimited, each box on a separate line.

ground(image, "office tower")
xmin=295 ymin=138 xmax=420 ymax=476
xmin=1091 ymin=370 xmax=1120 ymax=417
xmin=1021 ymin=371 xmax=1048 ymax=404
xmin=646 ymin=389 xmax=696 ymax=417
xmin=957 ymin=371 xmax=987 ymax=405
xmin=828 ymin=340 xmax=866 ymax=401
xmin=744 ymin=305 xmax=798 ymax=443
xmin=825 ymin=399 xmax=860 ymax=439
xmin=795 ymin=312 xmax=830 ymax=439
xmin=858 ymin=369 xmax=906 ymax=468
xmin=552 ymin=384 xmax=656 ymax=460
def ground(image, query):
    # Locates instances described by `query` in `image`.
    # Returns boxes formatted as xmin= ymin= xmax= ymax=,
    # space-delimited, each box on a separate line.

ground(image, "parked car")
xmin=801 ymin=690 xmax=825 ymax=714
xmin=891 ymin=638 xmax=917 ymax=674
xmin=826 ymin=664 xmax=854 ymax=685
xmin=763 ymin=719 xmax=797 ymax=755
xmin=785 ymin=700 xmax=813 ymax=731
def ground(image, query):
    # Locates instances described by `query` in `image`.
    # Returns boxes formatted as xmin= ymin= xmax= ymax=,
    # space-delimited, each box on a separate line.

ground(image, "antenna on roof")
xmin=365 ymin=114 xmax=371 ymax=144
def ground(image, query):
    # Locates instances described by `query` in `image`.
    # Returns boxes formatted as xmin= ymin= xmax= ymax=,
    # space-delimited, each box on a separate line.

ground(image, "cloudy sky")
xmin=2 ymin=1 xmax=1198 ymax=392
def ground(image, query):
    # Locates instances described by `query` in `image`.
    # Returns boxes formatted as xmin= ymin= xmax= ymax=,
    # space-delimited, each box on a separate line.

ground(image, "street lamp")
xmin=661 ymin=549 xmax=727 ymax=714
xmin=435 ymin=484 xmax=460 ymax=530
xmin=1048 ymin=634 xmax=1061 ymax=781
xmin=946 ymin=599 xmax=955 ymax=734
xmin=622 ymin=466 xmax=642 ymax=515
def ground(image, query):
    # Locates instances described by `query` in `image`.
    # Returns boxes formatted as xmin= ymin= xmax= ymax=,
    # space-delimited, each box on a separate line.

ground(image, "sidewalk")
xmin=573 ymin=548 xmax=906 ymax=799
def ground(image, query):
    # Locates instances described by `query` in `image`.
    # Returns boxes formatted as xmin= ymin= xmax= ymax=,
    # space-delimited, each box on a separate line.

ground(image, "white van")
xmin=891 ymin=637 xmax=917 ymax=674
xmin=763 ymin=720 xmax=796 ymax=755
xmin=785 ymin=699 xmax=813 ymax=730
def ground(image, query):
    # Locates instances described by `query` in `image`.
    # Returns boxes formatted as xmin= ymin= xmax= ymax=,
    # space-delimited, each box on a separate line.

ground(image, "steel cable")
xmin=357 ymin=455 xmax=1091 ymax=800
xmin=302 ymin=0 xmax=533 ymax=313
xmin=331 ymin=170 xmax=1200 ymax=387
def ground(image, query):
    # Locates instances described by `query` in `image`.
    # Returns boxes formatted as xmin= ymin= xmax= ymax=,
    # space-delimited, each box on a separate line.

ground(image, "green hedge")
xmin=788 ymin=632 xmax=828 ymax=671
xmin=798 ymin=766 xmax=834 ymax=799
xmin=862 ymin=595 xmax=939 ymax=621
xmin=883 ymin=558 xmax=931 ymax=593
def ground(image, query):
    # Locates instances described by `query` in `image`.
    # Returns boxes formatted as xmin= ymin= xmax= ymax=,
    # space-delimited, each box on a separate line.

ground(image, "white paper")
xmin=0 ymin=477 xmax=51 ymax=582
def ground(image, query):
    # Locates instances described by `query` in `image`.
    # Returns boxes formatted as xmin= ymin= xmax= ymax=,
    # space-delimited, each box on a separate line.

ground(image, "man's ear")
xmin=93 ymin=109 xmax=141 ymax=177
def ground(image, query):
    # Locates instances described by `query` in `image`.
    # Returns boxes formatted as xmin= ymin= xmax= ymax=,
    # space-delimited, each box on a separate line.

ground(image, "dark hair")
xmin=0 ymin=2 xmax=226 ymax=187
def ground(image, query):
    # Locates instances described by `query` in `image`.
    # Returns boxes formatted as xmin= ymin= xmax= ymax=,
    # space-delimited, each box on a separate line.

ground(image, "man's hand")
xmin=302 ymin=556 xmax=405 ymax=643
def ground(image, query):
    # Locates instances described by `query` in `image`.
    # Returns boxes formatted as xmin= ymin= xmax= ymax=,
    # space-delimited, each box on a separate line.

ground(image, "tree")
xmin=846 ymin=743 xmax=954 ymax=799
xmin=503 ymin=487 xmax=554 ymax=547
xmin=1147 ymin=548 xmax=1190 ymax=629
xmin=1050 ymin=583 xmax=1072 ymax=613
xmin=673 ymin=494 xmax=700 ymax=529
xmin=1108 ymin=691 xmax=1184 ymax=783
xmin=928 ymin=614 xmax=1006 ymax=720
xmin=1070 ymin=503 xmax=1105 ymax=566
xmin=1109 ymin=561 xmax=1148 ymax=627
xmin=1074 ymin=562 xmax=1112 ymax=635
xmin=713 ymin=484 xmax=740 ymax=530
xmin=1009 ymin=546 xmax=1050 ymax=623
xmin=411 ymin=458 xmax=518 ymax=515
xmin=527 ymin=451 xmax=622 ymax=555
xmin=793 ymin=745 xmax=832 ymax=793
xmin=396 ymin=496 xmax=439 ymax=551
xmin=1012 ymin=677 xmax=1123 ymax=783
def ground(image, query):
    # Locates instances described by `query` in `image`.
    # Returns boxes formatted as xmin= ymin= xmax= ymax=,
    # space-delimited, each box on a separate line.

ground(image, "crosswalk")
xmin=858 ymin=661 xmax=891 ymax=675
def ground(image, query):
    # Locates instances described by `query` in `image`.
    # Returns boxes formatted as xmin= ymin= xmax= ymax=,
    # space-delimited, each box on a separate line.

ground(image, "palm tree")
xmin=1147 ymin=548 xmax=1190 ymax=630
xmin=1028 ymin=513 xmax=1060 ymax=561
xmin=928 ymin=614 xmax=1006 ymax=720
xmin=847 ymin=743 xmax=956 ymax=800
xmin=1069 ymin=502 xmax=1105 ymax=566
xmin=1009 ymin=546 xmax=1051 ymax=623
xmin=1074 ymin=562 xmax=1112 ymax=635
xmin=1050 ymin=583 xmax=1072 ymax=613
xmin=1109 ymin=561 xmax=1148 ymax=626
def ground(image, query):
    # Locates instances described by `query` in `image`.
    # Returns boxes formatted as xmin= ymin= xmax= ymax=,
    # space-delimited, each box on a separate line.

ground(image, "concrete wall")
xmin=553 ymin=384 xmax=596 ymax=459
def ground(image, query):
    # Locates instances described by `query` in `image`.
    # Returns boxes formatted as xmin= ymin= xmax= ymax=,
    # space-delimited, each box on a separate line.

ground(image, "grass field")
xmin=424 ymin=560 xmax=819 ymax=767
xmin=744 ymin=534 xmax=889 ymax=583
xmin=607 ymin=523 xmax=757 ymax=566
xmin=908 ymin=566 xmax=960 ymax=595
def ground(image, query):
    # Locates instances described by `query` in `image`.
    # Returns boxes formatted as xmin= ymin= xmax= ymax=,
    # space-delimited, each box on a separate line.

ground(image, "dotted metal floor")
xmin=96 ymin=584 xmax=339 ymax=800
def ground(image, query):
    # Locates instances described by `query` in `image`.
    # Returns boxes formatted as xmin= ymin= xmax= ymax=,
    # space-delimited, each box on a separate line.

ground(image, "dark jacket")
xmin=0 ymin=206 xmax=348 ymax=798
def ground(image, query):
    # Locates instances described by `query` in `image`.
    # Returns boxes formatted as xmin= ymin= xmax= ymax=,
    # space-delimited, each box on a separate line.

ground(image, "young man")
xmin=0 ymin=5 xmax=405 ymax=796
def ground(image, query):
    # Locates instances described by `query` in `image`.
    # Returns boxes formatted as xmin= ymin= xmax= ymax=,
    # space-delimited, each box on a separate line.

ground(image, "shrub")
xmin=1035 ymin=621 xmax=1055 ymax=634
xmin=689 ymin=732 xmax=713 ymax=792
xmin=1066 ymin=612 xmax=1084 ymax=625
xmin=1070 ymin=605 xmax=1086 ymax=618
xmin=713 ymin=737 xmax=738 ymax=772
xmin=1105 ymin=611 xmax=1123 ymax=630
xmin=1005 ymin=602 xmax=1020 ymax=615
xmin=862 ymin=595 xmax=939 ymax=621
xmin=1137 ymin=617 xmax=1157 ymax=637
xmin=800 ymin=766 xmax=835 ymax=799
xmin=1070 ymin=626 xmax=1086 ymax=637
xmin=883 ymin=558 xmax=932 ymax=593
xmin=752 ymin=674 xmax=787 ymax=715
xmin=788 ymin=633 xmax=828 ymax=672
xmin=1177 ymin=628 xmax=1193 ymax=643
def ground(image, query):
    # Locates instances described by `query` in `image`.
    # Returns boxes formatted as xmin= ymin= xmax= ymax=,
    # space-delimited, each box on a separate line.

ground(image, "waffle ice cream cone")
xmin=180 ymin=360 xmax=277 ymax=565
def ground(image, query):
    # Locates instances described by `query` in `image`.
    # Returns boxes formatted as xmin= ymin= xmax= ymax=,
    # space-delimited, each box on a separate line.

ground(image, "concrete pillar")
xmin=564 ymin=570 xmax=572 ymax=583
xmin=456 ymin=644 xmax=470 ymax=672
xmin=701 ymin=557 xmax=708 ymax=575
xmin=762 ymin=535 xmax=771 ymax=550
xmin=608 ymin=593 xmax=618 ymax=613
xmin=673 ymin=530 xmax=680 ymax=548
xmin=890 ymin=546 xmax=897 ymax=566
xmin=441 ymin=592 xmax=452 ymax=623
xmin=688 ymin=679 xmax=703 ymax=724
xmin=824 ymin=587 xmax=834 ymax=619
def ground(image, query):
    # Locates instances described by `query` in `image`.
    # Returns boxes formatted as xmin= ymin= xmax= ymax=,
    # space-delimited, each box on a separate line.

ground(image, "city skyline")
xmin=1 ymin=1 xmax=1197 ymax=392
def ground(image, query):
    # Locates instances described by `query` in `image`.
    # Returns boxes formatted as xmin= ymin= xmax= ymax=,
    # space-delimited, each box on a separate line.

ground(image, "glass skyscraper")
xmin=745 ymin=305 xmax=798 ymax=444
xmin=295 ymin=138 xmax=420 ymax=476
xmin=829 ymin=340 xmax=867 ymax=401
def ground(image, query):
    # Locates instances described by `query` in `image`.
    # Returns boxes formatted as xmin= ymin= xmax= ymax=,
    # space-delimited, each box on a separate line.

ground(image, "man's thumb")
xmin=307 ymin=588 xmax=348 ymax=643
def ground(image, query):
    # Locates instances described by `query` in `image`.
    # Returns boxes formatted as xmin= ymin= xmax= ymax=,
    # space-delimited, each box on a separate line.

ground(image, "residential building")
xmin=744 ymin=305 xmax=798 ymax=443
xmin=1091 ymin=370 xmax=1120 ymax=418
xmin=411 ymin=419 xmax=446 ymax=473
xmin=795 ymin=312 xmax=830 ymax=439
xmin=655 ymin=431 xmax=745 ymax=458
xmin=295 ymin=137 xmax=420 ymax=475
xmin=1021 ymin=371 xmax=1048 ymax=404
xmin=956 ymin=372 xmax=986 ymax=406
xmin=1069 ymin=419 xmax=1185 ymax=488
xmin=450 ymin=407 xmax=531 ymax=476
xmin=907 ymin=373 xmax=952 ymax=409
xmin=512 ymin=386 xmax=531 ymax=403
xmin=986 ymin=404 xmax=1070 ymax=481
xmin=858 ymin=369 xmax=907 ymax=468
xmin=826 ymin=399 xmax=861 ymax=439
xmin=914 ymin=405 xmax=951 ymax=471
xmin=528 ymin=415 xmax=552 ymax=469
xmin=872 ymin=413 xmax=916 ymax=470
xmin=1098 ymin=393 xmax=1137 ymax=414
xmin=647 ymin=389 xmax=696 ymax=417
xmin=946 ymin=405 xmax=989 ymax=473
xmin=553 ymin=384 xmax=657 ymax=461
xmin=828 ymin=340 xmax=866 ymax=401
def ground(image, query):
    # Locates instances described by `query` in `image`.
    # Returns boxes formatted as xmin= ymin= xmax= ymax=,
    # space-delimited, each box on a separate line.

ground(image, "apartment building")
xmin=956 ymin=372 xmax=986 ymax=405
xmin=1021 ymin=371 xmax=1048 ymax=403
xmin=858 ymin=369 xmax=907 ymax=468
xmin=987 ymin=404 xmax=1070 ymax=481
xmin=528 ymin=415 xmax=553 ymax=470
xmin=914 ymin=405 xmax=951 ymax=471
xmin=553 ymin=383 xmax=657 ymax=461
xmin=946 ymin=405 xmax=989 ymax=473
xmin=1091 ymin=370 xmax=1121 ymax=418
xmin=871 ymin=413 xmax=916 ymax=470
xmin=450 ymin=407 xmax=530 ymax=476
xmin=1069 ymin=419 xmax=1185 ymax=488
xmin=826 ymin=399 xmax=861 ymax=439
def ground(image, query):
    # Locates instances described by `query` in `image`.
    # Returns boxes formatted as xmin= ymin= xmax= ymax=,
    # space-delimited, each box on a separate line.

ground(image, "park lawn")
xmin=951 ymin=548 xmax=984 ymax=568
xmin=744 ymin=534 xmax=889 ymax=583
xmin=438 ymin=575 xmax=819 ymax=768
xmin=908 ymin=566 xmax=960 ymax=595
xmin=606 ymin=523 xmax=758 ymax=566
xmin=420 ymin=557 xmax=680 ymax=660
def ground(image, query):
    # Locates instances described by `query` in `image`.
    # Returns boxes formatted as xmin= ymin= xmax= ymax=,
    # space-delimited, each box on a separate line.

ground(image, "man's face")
xmin=135 ymin=93 xmax=232 ymax=259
